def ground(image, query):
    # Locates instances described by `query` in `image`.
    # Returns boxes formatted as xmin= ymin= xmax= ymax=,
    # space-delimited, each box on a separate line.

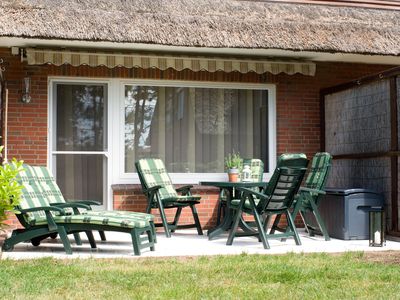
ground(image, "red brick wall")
xmin=0 ymin=47 xmax=394 ymax=230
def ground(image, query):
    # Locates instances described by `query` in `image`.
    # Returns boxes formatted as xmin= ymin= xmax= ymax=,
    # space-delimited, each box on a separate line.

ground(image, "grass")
xmin=0 ymin=252 xmax=399 ymax=299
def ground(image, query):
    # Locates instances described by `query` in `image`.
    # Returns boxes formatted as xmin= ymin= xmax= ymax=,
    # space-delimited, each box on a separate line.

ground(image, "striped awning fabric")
xmin=26 ymin=48 xmax=316 ymax=76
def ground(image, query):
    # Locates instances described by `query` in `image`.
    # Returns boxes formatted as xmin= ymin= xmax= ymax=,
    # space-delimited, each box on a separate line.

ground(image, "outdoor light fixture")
xmin=369 ymin=207 xmax=385 ymax=247
xmin=21 ymin=77 xmax=31 ymax=103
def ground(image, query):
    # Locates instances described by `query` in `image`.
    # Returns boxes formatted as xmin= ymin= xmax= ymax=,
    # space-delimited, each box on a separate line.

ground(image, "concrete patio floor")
xmin=2 ymin=229 xmax=400 ymax=259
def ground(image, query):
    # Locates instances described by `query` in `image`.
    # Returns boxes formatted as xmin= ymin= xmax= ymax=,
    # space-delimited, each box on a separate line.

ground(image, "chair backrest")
xmin=135 ymin=158 xmax=178 ymax=201
xmin=302 ymin=152 xmax=332 ymax=206
xmin=31 ymin=166 xmax=67 ymax=204
xmin=16 ymin=164 xmax=53 ymax=226
xmin=258 ymin=154 xmax=308 ymax=213
xmin=264 ymin=153 xmax=308 ymax=196
xmin=304 ymin=152 xmax=332 ymax=190
xmin=240 ymin=158 xmax=264 ymax=182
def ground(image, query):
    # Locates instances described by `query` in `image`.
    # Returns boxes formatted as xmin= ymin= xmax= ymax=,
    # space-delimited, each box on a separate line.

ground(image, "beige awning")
xmin=26 ymin=48 xmax=316 ymax=76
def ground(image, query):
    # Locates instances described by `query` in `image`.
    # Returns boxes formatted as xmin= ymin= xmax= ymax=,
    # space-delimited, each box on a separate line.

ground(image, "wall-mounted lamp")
xmin=21 ymin=77 xmax=31 ymax=103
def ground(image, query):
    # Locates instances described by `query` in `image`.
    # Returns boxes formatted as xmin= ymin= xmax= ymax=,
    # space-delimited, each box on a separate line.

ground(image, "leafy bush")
xmin=0 ymin=145 xmax=24 ymax=228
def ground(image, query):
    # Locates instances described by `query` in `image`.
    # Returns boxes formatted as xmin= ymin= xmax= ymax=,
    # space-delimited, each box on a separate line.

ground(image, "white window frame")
xmin=48 ymin=77 xmax=112 ymax=209
xmin=116 ymin=79 xmax=276 ymax=184
xmin=49 ymin=77 xmax=276 ymax=209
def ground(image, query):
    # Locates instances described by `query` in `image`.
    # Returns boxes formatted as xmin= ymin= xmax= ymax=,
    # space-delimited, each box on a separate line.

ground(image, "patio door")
xmin=51 ymin=82 xmax=108 ymax=207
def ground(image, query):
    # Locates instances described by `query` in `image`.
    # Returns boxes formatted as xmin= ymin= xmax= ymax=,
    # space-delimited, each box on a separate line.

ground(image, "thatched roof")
xmin=0 ymin=0 xmax=399 ymax=56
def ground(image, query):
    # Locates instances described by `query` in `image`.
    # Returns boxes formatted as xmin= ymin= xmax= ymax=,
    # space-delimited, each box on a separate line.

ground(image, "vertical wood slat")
xmin=390 ymin=77 xmax=399 ymax=232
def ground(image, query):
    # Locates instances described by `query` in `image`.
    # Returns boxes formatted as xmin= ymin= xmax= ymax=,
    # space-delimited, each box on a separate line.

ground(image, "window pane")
xmin=125 ymin=85 xmax=268 ymax=173
xmin=56 ymin=84 xmax=107 ymax=151
xmin=54 ymin=154 xmax=106 ymax=204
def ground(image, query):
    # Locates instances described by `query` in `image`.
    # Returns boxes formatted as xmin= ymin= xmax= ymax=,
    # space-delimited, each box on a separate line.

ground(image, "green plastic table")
xmin=199 ymin=181 xmax=268 ymax=240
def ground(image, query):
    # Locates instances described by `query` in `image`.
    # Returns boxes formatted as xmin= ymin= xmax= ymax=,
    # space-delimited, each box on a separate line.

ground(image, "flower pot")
xmin=228 ymin=168 xmax=239 ymax=182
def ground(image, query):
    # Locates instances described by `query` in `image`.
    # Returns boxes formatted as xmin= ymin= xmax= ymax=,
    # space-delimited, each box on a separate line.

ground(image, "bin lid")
xmin=324 ymin=188 xmax=382 ymax=196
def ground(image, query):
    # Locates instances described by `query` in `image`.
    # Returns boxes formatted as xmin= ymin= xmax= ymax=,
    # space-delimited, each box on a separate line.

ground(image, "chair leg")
xmin=286 ymin=212 xmax=301 ymax=246
xmin=150 ymin=221 xmax=157 ymax=243
xmin=190 ymin=204 xmax=203 ymax=235
xmin=131 ymin=229 xmax=141 ymax=256
xmin=171 ymin=207 xmax=183 ymax=233
xmin=157 ymin=200 xmax=171 ymax=238
xmin=73 ymin=233 xmax=82 ymax=245
xmin=85 ymin=231 xmax=97 ymax=248
xmin=147 ymin=229 xmax=155 ymax=251
xmin=253 ymin=211 xmax=269 ymax=249
xmin=263 ymin=214 xmax=272 ymax=232
xmin=269 ymin=214 xmax=282 ymax=234
xmin=98 ymin=231 xmax=107 ymax=241
xmin=57 ymin=226 xmax=73 ymax=255
xmin=310 ymin=201 xmax=330 ymax=241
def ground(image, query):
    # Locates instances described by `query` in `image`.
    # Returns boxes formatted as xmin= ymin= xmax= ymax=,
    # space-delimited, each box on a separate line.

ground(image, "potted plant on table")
xmin=225 ymin=151 xmax=242 ymax=182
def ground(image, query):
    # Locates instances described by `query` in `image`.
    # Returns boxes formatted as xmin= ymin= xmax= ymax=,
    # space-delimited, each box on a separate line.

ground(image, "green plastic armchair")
xmin=227 ymin=154 xmax=308 ymax=249
xmin=135 ymin=158 xmax=203 ymax=238
xmin=290 ymin=152 xmax=332 ymax=240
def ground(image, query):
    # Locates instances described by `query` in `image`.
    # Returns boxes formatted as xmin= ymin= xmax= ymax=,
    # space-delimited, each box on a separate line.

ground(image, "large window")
xmin=50 ymin=79 xmax=276 ymax=208
xmin=124 ymin=85 xmax=269 ymax=174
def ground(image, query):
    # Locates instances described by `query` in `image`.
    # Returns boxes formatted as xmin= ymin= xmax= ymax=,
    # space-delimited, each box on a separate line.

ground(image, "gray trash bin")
xmin=318 ymin=188 xmax=384 ymax=240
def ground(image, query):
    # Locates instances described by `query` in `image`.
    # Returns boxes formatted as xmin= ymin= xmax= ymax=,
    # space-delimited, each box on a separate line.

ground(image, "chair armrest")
xmin=176 ymin=185 xmax=193 ymax=194
xmin=145 ymin=185 xmax=162 ymax=193
xmin=19 ymin=206 xmax=65 ymax=231
xmin=19 ymin=206 xmax=65 ymax=215
xmin=235 ymin=187 xmax=269 ymax=200
xmin=50 ymin=203 xmax=91 ymax=210
xmin=300 ymin=187 xmax=326 ymax=195
xmin=67 ymin=200 xmax=102 ymax=206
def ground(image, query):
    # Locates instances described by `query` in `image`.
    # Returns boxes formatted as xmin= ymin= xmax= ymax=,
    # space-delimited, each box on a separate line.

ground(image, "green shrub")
xmin=0 ymin=145 xmax=24 ymax=228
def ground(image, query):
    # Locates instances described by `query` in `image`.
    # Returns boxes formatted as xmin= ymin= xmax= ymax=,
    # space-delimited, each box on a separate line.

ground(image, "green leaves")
xmin=224 ymin=150 xmax=242 ymax=170
xmin=0 ymin=157 xmax=24 ymax=228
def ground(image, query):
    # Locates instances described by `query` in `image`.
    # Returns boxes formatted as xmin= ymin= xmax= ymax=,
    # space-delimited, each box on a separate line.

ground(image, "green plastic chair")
xmin=135 ymin=158 xmax=203 ymax=238
xmin=3 ymin=187 xmax=156 ymax=255
xmin=227 ymin=154 xmax=308 ymax=249
xmin=290 ymin=152 xmax=333 ymax=241
xmin=2 ymin=165 xmax=156 ymax=255
xmin=29 ymin=165 xmax=155 ymax=242
xmin=216 ymin=158 xmax=264 ymax=225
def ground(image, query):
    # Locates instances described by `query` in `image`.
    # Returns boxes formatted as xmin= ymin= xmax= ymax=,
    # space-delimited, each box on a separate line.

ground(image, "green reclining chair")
xmin=227 ymin=154 xmax=308 ymax=249
xmin=3 ymin=165 xmax=156 ymax=256
xmin=135 ymin=158 xmax=203 ymax=238
xmin=29 ymin=165 xmax=154 ymax=243
xmin=216 ymin=158 xmax=264 ymax=226
xmin=290 ymin=152 xmax=332 ymax=241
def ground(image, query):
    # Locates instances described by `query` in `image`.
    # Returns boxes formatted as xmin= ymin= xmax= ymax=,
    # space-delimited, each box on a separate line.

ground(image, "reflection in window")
xmin=125 ymin=85 xmax=268 ymax=173
xmin=56 ymin=85 xmax=106 ymax=151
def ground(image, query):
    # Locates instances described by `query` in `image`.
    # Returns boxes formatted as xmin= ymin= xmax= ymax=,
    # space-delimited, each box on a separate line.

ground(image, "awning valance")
xmin=26 ymin=48 xmax=316 ymax=76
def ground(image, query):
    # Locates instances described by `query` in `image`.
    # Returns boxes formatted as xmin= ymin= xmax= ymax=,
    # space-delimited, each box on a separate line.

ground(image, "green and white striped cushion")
xmin=304 ymin=152 xmax=332 ymax=190
xmin=32 ymin=166 xmax=66 ymax=204
xmin=17 ymin=164 xmax=37 ymax=185
xmin=29 ymin=213 xmax=150 ymax=228
xmin=300 ymin=152 xmax=332 ymax=207
xmin=18 ymin=183 xmax=51 ymax=224
xmin=85 ymin=210 xmax=154 ymax=221
xmin=136 ymin=159 xmax=178 ymax=200
xmin=238 ymin=159 xmax=264 ymax=182
xmin=19 ymin=164 xmax=155 ymax=225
